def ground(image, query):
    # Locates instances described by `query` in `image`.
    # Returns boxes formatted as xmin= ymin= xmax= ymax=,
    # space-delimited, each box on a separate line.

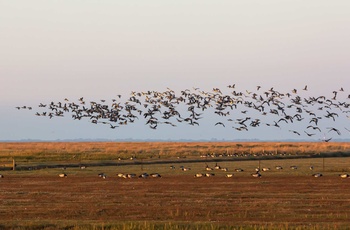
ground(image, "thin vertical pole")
xmin=12 ymin=158 xmax=16 ymax=171
xmin=322 ymin=157 xmax=325 ymax=171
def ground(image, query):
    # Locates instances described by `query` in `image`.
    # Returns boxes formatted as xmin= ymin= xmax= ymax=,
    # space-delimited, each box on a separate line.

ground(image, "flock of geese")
xmin=51 ymin=162 xmax=350 ymax=180
xmin=2 ymin=161 xmax=350 ymax=179
xmin=17 ymin=85 xmax=350 ymax=139
xmin=1 ymin=171 xmax=349 ymax=180
xmin=57 ymin=171 xmax=161 ymax=179
xmin=8 ymin=85 xmax=350 ymax=181
xmin=192 ymin=162 xmax=350 ymax=178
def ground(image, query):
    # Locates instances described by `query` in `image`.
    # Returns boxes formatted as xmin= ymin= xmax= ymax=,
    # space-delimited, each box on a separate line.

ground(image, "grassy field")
xmin=1 ymin=141 xmax=350 ymax=164
xmin=1 ymin=142 xmax=350 ymax=229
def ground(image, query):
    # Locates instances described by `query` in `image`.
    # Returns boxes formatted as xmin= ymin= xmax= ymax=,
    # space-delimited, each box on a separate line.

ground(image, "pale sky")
xmin=1 ymin=1 xmax=349 ymax=141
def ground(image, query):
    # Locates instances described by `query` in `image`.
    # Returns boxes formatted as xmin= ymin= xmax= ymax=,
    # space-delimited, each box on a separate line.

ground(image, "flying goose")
xmin=323 ymin=137 xmax=332 ymax=142
xmin=289 ymin=130 xmax=301 ymax=136
xmin=327 ymin=127 xmax=341 ymax=135
xmin=304 ymin=131 xmax=316 ymax=137
xmin=215 ymin=122 xmax=225 ymax=127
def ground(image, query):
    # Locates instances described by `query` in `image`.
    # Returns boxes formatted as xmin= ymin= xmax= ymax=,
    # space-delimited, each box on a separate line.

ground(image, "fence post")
xmin=323 ymin=157 xmax=325 ymax=171
xmin=12 ymin=158 xmax=16 ymax=171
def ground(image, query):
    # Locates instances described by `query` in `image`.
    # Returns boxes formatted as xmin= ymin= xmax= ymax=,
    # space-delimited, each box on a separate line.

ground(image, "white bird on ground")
xmin=59 ymin=173 xmax=67 ymax=178
xmin=312 ymin=173 xmax=322 ymax=178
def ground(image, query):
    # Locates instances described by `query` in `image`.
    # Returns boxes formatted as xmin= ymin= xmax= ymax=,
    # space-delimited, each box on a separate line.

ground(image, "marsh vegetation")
xmin=1 ymin=142 xmax=350 ymax=229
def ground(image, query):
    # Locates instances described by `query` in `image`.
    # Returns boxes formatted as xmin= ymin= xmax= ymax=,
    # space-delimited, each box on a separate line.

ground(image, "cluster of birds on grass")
xmin=187 ymin=162 xmax=350 ymax=179
xmin=57 ymin=165 xmax=162 ymax=179
xmin=17 ymin=85 xmax=350 ymax=140
xmin=52 ymin=162 xmax=350 ymax=180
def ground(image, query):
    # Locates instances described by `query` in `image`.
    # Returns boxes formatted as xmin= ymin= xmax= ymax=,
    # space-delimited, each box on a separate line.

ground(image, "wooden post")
xmin=323 ymin=157 xmax=325 ymax=171
xmin=12 ymin=158 xmax=16 ymax=171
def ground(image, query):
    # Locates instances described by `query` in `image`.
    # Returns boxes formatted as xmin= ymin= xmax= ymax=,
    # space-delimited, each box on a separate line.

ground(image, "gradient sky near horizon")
xmin=1 ymin=1 xmax=350 ymax=141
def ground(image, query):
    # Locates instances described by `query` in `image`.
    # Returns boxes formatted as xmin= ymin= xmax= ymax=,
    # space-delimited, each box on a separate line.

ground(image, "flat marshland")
xmin=1 ymin=141 xmax=350 ymax=163
xmin=1 ymin=142 xmax=350 ymax=230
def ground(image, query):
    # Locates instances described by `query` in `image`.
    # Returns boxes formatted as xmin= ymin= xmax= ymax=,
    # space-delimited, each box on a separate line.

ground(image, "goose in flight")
xmin=327 ymin=127 xmax=341 ymax=135
xmin=289 ymin=130 xmax=301 ymax=136
xmin=322 ymin=137 xmax=332 ymax=142
xmin=304 ymin=131 xmax=315 ymax=137
xmin=215 ymin=122 xmax=225 ymax=127
xmin=306 ymin=125 xmax=321 ymax=132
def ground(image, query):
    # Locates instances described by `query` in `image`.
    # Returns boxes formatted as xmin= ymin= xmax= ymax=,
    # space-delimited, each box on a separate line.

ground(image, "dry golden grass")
xmin=1 ymin=165 xmax=350 ymax=229
xmin=2 ymin=143 xmax=350 ymax=229
xmin=1 ymin=142 xmax=350 ymax=162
